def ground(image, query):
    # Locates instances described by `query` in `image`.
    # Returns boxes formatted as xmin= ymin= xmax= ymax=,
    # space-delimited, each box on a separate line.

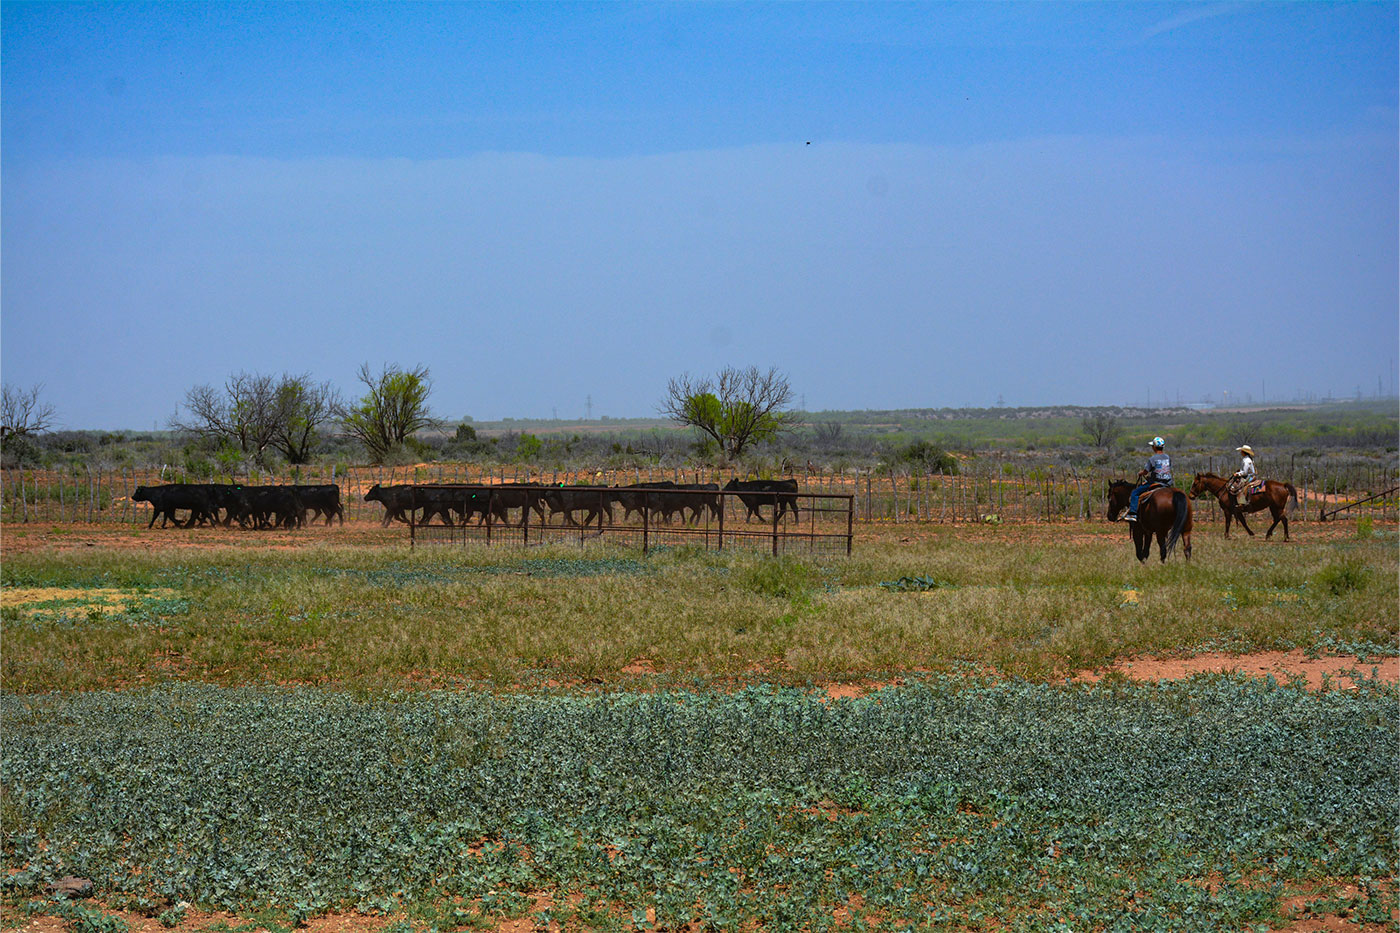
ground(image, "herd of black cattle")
xmin=132 ymin=484 xmax=345 ymax=529
xmin=132 ymin=479 xmax=800 ymax=530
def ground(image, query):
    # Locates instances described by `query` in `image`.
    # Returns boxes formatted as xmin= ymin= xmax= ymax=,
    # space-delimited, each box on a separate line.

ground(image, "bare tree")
xmin=171 ymin=372 xmax=281 ymax=465
xmin=814 ymin=421 xmax=845 ymax=450
xmin=660 ymin=365 xmax=799 ymax=461
xmin=1234 ymin=418 xmax=1265 ymax=447
xmin=1081 ymin=411 xmax=1123 ymax=448
xmin=271 ymin=375 xmax=342 ymax=464
xmin=1 ymin=383 xmax=56 ymax=441
xmin=338 ymin=363 xmax=436 ymax=462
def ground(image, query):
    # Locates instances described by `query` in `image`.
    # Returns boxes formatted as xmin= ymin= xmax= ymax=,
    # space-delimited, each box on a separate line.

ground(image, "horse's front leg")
xmin=1135 ymin=528 xmax=1150 ymax=562
xmin=1235 ymin=509 xmax=1254 ymax=536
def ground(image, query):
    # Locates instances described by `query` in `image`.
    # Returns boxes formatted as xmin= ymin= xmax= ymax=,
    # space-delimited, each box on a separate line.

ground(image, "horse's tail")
xmin=1285 ymin=482 xmax=1298 ymax=510
xmin=1165 ymin=490 xmax=1189 ymax=555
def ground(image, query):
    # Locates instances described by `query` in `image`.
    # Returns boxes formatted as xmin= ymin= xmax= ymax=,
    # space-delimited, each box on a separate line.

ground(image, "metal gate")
xmin=406 ymin=484 xmax=854 ymax=556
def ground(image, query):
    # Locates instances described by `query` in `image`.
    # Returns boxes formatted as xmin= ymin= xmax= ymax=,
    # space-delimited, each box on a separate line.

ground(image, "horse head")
xmin=1105 ymin=480 xmax=1133 ymax=521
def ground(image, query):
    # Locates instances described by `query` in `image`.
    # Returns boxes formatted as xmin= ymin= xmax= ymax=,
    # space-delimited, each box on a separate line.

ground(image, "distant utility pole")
xmin=552 ymin=407 xmax=558 ymax=420
xmin=585 ymin=395 xmax=592 ymax=419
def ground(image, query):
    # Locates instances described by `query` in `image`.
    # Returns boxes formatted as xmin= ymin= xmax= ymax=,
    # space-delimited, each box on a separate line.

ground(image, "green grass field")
xmin=2 ymin=522 xmax=1397 ymax=932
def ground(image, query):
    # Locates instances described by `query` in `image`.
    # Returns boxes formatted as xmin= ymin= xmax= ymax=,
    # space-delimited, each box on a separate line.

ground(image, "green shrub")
xmin=1317 ymin=558 xmax=1369 ymax=596
xmin=737 ymin=556 xmax=812 ymax=598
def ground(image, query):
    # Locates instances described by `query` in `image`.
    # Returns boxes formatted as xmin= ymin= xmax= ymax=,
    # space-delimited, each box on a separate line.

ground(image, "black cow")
xmin=364 ymin=484 xmax=483 ymax=526
xmin=480 ymin=483 xmax=548 ymax=526
xmin=292 ymin=484 xmax=344 ymax=526
xmin=724 ymin=478 xmax=799 ymax=522
xmin=132 ymin=484 xmax=220 ymax=529
xmin=241 ymin=486 xmax=305 ymax=529
xmin=607 ymin=482 xmax=719 ymax=525
xmin=542 ymin=486 xmax=613 ymax=527
xmin=609 ymin=481 xmax=675 ymax=524
xmin=203 ymin=484 xmax=251 ymax=527
xmin=364 ymin=484 xmax=415 ymax=526
xmin=416 ymin=486 xmax=491 ymax=526
xmin=676 ymin=482 xmax=721 ymax=524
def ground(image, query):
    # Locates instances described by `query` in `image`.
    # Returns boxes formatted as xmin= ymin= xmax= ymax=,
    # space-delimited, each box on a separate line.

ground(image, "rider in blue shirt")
xmin=1125 ymin=437 xmax=1171 ymax=522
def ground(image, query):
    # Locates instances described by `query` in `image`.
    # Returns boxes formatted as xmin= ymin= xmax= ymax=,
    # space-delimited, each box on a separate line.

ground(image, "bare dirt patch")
xmin=1077 ymin=650 xmax=1397 ymax=690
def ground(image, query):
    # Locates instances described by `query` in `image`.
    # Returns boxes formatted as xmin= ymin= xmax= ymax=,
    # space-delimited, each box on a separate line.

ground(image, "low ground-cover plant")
xmin=3 ymin=678 xmax=1396 ymax=931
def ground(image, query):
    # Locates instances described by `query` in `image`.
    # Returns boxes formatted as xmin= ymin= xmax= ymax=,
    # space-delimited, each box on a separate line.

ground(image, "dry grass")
xmin=1 ymin=521 xmax=1395 ymax=693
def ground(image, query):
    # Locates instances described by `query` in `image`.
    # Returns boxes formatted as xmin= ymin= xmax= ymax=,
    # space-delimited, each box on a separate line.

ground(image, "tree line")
xmin=4 ymin=366 xmax=1395 ymax=472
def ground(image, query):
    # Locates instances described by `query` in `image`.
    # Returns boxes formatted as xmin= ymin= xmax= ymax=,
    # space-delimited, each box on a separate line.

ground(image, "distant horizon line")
xmin=52 ymin=395 xmax=1400 ymax=435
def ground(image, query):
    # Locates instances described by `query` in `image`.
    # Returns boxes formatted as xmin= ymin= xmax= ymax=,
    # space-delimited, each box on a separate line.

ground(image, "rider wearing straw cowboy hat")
xmin=1124 ymin=437 xmax=1172 ymax=522
xmin=1227 ymin=445 xmax=1257 ymax=507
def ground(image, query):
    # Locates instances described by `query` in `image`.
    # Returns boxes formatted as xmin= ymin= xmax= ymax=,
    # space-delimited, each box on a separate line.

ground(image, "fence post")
xmin=846 ymin=494 xmax=853 ymax=555
xmin=771 ymin=491 xmax=780 ymax=556
xmin=715 ymin=486 xmax=722 ymax=551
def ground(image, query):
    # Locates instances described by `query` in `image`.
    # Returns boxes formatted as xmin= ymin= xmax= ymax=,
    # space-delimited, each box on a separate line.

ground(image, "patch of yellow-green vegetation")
xmin=1 ymin=527 xmax=1395 ymax=692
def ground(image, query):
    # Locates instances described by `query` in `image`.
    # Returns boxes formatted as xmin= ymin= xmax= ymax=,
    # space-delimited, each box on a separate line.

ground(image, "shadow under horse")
xmin=1188 ymin=472 xmax=1297 ymax=541
xmin=1106 ymin=481 xmax=1193 ymax=563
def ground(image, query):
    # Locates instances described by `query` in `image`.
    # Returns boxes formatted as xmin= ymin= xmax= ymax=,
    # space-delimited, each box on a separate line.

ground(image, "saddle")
xmin=1248 ymin=480 xmax=1265 ymax=496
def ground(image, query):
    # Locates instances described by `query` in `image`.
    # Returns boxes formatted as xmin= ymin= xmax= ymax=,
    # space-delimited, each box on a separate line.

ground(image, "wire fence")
xmin=2 ymin=456 xmax=1396 ymax=528
xmin=405 ymin=485 xmax=854 ymax=556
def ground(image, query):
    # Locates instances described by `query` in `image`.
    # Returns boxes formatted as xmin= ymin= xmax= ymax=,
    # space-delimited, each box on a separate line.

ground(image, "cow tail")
xmin=1165 ymin=490 xmax=1189 ymax=555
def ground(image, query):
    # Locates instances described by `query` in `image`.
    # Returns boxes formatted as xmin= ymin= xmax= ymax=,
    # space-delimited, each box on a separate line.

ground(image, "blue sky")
xmin=3 ymin=2 xmax=1396 ymax=428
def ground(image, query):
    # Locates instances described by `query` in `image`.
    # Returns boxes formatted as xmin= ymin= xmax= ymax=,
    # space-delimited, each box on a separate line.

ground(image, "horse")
xmin=1188 ymin=472 xmax=1297 ymax=541
xmin=1106 ymin=481 xmax=1193 ymax=563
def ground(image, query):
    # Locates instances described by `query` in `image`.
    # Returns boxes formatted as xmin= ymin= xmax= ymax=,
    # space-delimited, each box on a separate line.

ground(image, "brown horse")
xmin=1106 ymin=481 xmax=1193 ymax=563
xmin=1188 ymin=472 xmax=1297 ymax=541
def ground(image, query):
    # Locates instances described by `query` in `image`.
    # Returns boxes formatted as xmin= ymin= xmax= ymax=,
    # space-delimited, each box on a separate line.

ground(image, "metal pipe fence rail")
xmin=406 ymin=485 xmax=855 ymax=557
xmin=2 ymin=458 xmax=1395 ymax=528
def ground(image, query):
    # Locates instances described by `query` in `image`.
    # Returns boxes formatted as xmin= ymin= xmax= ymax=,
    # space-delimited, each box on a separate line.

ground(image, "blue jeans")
xmin=1128 ymin=482 xmax=1159 ymax=515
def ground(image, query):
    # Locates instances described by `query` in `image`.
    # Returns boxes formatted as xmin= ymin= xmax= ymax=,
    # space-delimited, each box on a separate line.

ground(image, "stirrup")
xmin=1124 ymin=513 xmax=1137 ymax=522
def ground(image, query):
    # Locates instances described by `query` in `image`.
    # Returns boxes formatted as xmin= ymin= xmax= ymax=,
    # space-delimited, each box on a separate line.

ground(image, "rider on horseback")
xmin=1227 ymin=445 xmax=1256 ymax=507
xmin=1124 ymin=437 xmax=1171 ymax=523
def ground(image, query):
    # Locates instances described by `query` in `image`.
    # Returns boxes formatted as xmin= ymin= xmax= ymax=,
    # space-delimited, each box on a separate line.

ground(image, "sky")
xmin=2 ymin=2 xmax=1396 ymax=429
